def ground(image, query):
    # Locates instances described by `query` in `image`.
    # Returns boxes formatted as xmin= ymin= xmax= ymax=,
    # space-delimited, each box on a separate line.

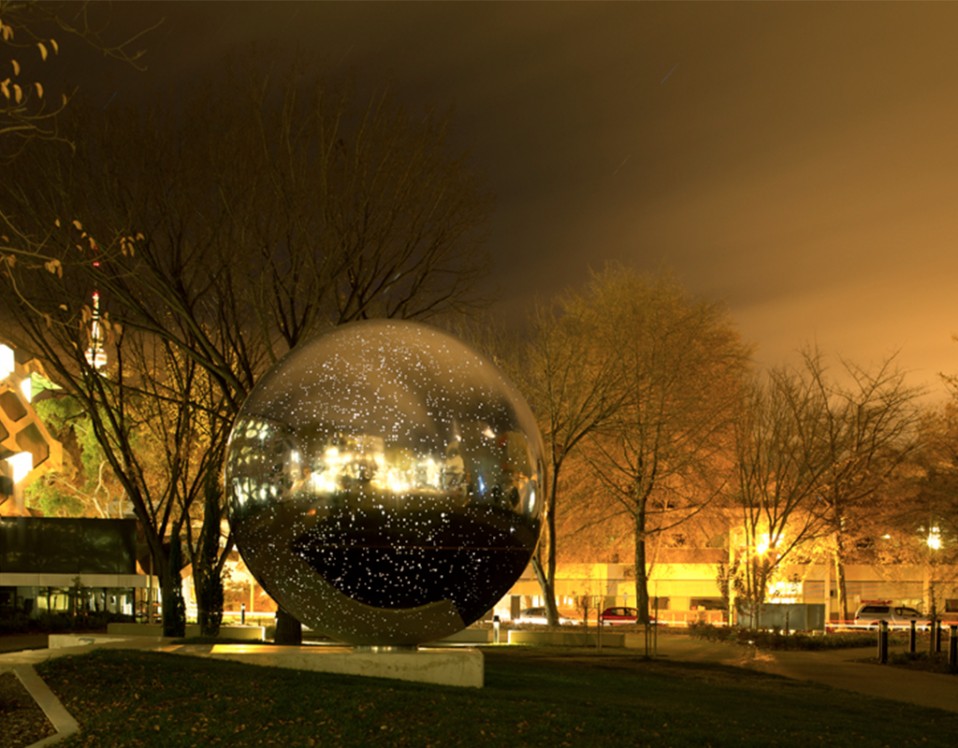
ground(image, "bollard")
xmin=652 ymin=597 xmax=659 ymax=657
xmin=241 ymin=602 xmax=246 ymax=625
xmin=493 ymin=615 xmax=500 ymax=644
xmin=909 ymin=620 xmax=917 ymax=654
xmin=878 ymin=620 xmax=889 ymax=664
xmin=951 ymin=626 xmax=958 ymax=669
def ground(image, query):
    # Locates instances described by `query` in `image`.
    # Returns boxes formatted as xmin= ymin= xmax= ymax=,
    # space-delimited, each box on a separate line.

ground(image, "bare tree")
xmin=0 ymin=259 xmax=197 ymax=634
xmin=0 ymin=58 xmax=490 ymax=638
xmin=728 ymin=369 xmax=833 ymax=626
xmin=866 ymin=404 xmax=958 ymax=617
xmin=1 ymin=1 xmax=69 ymax=156
xmin=579 ymin=267 xmax=751 ymax=623
xmin=802 ymin=349 xmax=924 ymax=621
xmin=124 ymin=332 xmax=233 ymax=635
xmin=1 ymin=0 xmax=156 ymax=293
xmin=0 ymin=1 xmax=153 ymax=158
xmin=495 ymin=299 xmax=624 ymax=624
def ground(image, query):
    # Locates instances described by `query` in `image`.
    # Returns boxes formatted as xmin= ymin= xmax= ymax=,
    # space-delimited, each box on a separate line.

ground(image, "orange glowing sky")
xmin=76 ymin=2 xmax=958 ymax=396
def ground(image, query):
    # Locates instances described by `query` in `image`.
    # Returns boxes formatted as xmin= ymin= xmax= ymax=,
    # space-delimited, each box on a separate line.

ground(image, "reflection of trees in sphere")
xmin=226 ymin=320 xmax=544 ymax=646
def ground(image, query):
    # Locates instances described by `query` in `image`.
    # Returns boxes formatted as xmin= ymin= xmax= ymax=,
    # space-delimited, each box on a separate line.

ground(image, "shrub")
xmin=890 ymin=650 xmax=958 ymax=674
xmin=0 ymin=611 xmax=30 ymax=634
xmin=687 ymin=621 xmax=736 ymax=642
xmin=688 ymin=622 xmax=875 ymax=650
xmin=33 ymin=612 xmax=74 ymax=633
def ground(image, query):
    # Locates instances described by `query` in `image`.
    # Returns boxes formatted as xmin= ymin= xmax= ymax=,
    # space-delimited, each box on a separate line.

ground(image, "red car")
xmin=599 ymin=606 xmax=640 ymax=625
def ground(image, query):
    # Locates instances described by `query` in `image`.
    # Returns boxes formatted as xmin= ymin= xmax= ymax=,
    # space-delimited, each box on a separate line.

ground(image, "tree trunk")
xmin=546 ymin=483 xmax=560 ymax=617
xmin=532 ymin=556 xmax=559 ymax=624
xmin=195 ymin=482 xmax=225 ymax=637
xmin=195 ymin=565 xmax=223 ymax=638
xmin=753 ymin=558 xmax=764 ymax=629
xmin=533 ymin=476 xmax=561 ymax=624
xmin=834 ymin=535 xmax=850 ymax=622
xmin=161 ymin=531 xmax=186 ymax=638
xmin=634 ymin=513 xmax=651 ymax=624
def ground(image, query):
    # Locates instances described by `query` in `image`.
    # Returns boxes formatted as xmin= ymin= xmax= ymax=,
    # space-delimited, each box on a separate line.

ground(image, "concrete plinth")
xmin=106 ymin=622 xmax=266 ymax=640
xmin=202 ymin=644 xmax=484 ymax=688
xmin=508 ymin=630 xmax=623 ymax=647
xmin=48 ymin=633 xmax=166 ymax=649
xmin=431 ymin=627 xmax=492 ymax=645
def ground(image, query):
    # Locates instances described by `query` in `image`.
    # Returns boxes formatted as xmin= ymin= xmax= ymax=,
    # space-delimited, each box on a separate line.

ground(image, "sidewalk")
xmin=1 ymin=636 xmax=166 ymax=748
xmin=654 ymin=634 xmax=958 ymax=714
xmin=0 ymin=634 xmax=163 ymax=670
xmin=0 ymin=633 xmax=49 ymax=654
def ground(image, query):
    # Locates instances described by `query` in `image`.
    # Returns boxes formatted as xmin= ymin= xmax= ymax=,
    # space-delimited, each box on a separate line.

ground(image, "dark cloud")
xmin=60 ymin=1 xmax=958 ymax=393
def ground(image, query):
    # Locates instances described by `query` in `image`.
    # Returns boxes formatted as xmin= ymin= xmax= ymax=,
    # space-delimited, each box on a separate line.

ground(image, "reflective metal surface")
xmin=226 ymin=320 xmax=543 ymax=646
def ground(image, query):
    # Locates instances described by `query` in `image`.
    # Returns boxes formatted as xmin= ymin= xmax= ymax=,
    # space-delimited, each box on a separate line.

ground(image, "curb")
xmin=13 ymin=665 xmax=79 ymax=747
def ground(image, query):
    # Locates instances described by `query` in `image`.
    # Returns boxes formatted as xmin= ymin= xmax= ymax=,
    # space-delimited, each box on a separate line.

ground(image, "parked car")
xmin=599 ymin=606 xmax=639 ymax=625
xmin=598 ymin=606 xmax=657 ymax=626
xmin=853 ymin=603 xmax=931 ymax=629
xmin=514 ymin=607 xmax=576 ymax=625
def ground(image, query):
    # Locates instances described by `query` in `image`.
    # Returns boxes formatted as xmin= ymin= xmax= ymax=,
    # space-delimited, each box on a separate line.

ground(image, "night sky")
xmin=58 ymin=2 xmax=958 ymax=396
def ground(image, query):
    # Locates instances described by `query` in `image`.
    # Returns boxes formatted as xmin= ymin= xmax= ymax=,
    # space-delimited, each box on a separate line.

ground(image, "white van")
xmin=853 ymin=602 xmax=930 ymax=629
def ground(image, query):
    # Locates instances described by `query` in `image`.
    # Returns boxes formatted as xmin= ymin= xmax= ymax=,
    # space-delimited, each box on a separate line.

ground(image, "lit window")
xmin=0 ymin=344 xmax=14 ymax=380
xmin=6 ymin=452 xmax=33 ymax=483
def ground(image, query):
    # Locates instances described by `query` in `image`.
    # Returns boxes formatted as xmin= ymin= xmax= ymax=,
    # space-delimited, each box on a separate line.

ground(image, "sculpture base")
xmin=205 ymin=644 xmax=484 ymax=688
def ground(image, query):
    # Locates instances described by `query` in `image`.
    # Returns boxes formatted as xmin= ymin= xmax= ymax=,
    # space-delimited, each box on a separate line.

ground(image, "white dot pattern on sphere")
xmin=226 ymin=319 xmax=544 ymax=646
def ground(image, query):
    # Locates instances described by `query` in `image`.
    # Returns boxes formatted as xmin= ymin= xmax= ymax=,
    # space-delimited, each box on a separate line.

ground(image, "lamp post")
xmin=926 ymin=525 xmax=942 ymax=654
xmin=927 ymin=526 xmax=942 ymax=551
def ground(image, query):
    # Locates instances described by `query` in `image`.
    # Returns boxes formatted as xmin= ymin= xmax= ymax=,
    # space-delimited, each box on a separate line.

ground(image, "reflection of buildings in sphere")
xmin=226 ymin=319 xmax=543 ymax=646
xmin=456 ymin=423 xmax=536 ymax=513
xmin=227 ymin=415 xmax=290 ymax=508
xmin=442 ymin=437 xmax=465 ymax=492
xmin=288 ymin=467 xmax=311 ymax=497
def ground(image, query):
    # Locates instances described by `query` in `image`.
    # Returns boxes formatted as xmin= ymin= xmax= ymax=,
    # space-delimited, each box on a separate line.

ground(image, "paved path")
xmin=1 ymin=637 xmax=162 ymax=748
xmin=0 ymin=633 xmax=48 ymax=654
xmin=654 ymin=635 xmax=958 ymax=713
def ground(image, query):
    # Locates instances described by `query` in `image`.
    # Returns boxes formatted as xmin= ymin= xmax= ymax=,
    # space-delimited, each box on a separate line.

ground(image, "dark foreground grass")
xmin=34 ymin=646 xmax=958 ymax=747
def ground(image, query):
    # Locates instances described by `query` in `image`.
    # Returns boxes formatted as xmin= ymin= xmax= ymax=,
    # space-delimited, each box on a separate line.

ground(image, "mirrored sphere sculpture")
xmin=226 ymin=320 xmax=544 ymax=646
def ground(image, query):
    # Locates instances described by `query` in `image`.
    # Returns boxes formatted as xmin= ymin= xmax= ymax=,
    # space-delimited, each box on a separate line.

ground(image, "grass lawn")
xmin=34 ymin=645 xmax=958 ymax=747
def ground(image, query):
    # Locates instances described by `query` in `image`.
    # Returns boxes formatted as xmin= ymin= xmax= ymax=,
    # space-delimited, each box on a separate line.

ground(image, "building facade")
xmin=498 ymin=554 xmax=958 ymax=626
xmin=0 ymin=516 xmax=147 ymax=619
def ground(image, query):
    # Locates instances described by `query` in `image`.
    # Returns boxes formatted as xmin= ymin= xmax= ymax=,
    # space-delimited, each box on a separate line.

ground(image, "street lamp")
xmin=927 ymin=526 xmax=942 ymax=551
xmin=924 ymin=524 xmax=943 ymax=652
